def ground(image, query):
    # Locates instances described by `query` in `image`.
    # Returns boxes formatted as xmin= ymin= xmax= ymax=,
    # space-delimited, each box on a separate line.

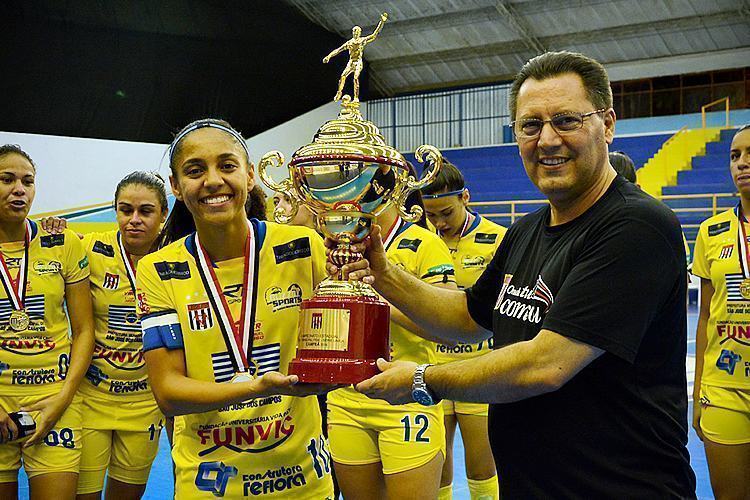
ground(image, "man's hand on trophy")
xmin=355 ymin=358 xmax=415 ymax=405
xmin=324 ymin=224 xmax=389 ymax=284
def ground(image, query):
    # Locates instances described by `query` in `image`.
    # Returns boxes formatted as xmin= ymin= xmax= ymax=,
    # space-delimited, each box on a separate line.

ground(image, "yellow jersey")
xmin=693 ymin=207 xmax=750 ymax=389
xmin=136 ymin=220 xmax=334 ymax=498
xmin=0 ymin=222 xmax=89 ymax=396
xmin=436 ymin=214 xmax=506 ymax=363
xmin=329 ymin=220 xmax=455 ymax=410
xmin=78 ymin=230 xmax=155 ymax=401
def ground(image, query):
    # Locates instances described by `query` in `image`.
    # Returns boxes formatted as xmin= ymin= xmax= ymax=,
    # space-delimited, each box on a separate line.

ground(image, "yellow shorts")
xmin=442 ymin=399 xmax=488 ymax=417
xmin=77 ymin=395 xmax=164 ymax=493
xmin=699 ymin=385 xmax=750 ymax=445
xmin=327 ymin=400 xmax=445 ymax=475
xmin=0 ymin=393 xmax=83 ymax=482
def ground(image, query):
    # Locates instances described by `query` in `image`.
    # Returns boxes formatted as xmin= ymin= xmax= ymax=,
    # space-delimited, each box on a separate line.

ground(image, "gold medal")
xmin=740 ymin=278 xmax=750 ymax=299
xmin=230 ymin=373 xmax=254 ymax=384
xmin=8 ymin=309 xmax=29 ymax=332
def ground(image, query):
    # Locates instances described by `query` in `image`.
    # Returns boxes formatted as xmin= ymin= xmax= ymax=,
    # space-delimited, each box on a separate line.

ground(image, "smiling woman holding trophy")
xmin=260 ymin=13 xmax=455 ymax=499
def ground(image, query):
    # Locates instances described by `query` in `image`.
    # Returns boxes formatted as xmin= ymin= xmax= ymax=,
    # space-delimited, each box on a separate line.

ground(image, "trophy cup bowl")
xmin=259 ymin=99 xmax=442 ymax=384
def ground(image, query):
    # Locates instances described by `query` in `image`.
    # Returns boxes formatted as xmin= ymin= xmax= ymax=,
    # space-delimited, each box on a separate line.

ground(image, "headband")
xmin=421 ymin=188 xmax=465 ymax=199
xmin=169 ymin=121 xmax=250 ymax=163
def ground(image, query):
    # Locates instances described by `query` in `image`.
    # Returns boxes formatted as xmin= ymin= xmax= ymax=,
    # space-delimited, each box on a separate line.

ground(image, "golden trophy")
xmin=259 ymin=13 xmax=443 ymax=383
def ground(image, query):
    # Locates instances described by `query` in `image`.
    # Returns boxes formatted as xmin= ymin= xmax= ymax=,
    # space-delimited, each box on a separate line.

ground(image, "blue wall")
xmin=615 ymin=109 xmax=750 ymax=136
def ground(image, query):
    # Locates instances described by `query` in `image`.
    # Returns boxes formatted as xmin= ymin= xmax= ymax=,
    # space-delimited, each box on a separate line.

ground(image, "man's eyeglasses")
xmin=511 ymin=109 xmax=607 ymax=140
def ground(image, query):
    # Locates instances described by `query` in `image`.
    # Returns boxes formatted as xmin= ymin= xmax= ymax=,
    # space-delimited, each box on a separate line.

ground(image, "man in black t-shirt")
xmin=342 ymin=51 xmax=696 ymax=498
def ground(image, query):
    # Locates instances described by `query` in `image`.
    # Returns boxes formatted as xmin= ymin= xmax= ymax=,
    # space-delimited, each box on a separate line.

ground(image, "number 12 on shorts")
xmin=401 ymin=414 xmax=430 ymax=442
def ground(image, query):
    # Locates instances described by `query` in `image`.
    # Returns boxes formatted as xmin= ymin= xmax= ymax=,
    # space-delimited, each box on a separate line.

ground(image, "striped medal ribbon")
xmin=736 ymin=206 xmax=750 ymax=300
xmin=195 ymin=220 xmax=258 ymax=382
xmin=0 ymin=220 xmax=31 ymax=332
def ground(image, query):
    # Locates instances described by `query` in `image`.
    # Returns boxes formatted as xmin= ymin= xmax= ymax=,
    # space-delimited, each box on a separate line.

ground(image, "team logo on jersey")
xmin=40 ymin=234 xmax=65 ymax=248
xmin=92 ymin=240 xmax=115 ymax=257
xmin=103 ymin=272 xmax=120 ymax=290
xmin=708 ymin=221 xmax=731 ymax=237
xmin=273 ymin=237 xmax=312 ymax=264
xmin=462 ymin=255 xmax=486 ymax=269
xmin=265 ymin=284 xmax=302 ymax=312
xmin=724 ymin=273 xmax=750 ymax=302
xmin=474 ymin=233 xmax=498 ymax=244
xmin=211 ymin=343 xmax=281 ymax=383
xmin=107 ymin=305 xmax=140 ymax=332
xmin=188 ymin=302 xmax=213 ymax=331
xmin=94 ymin=341 xmax=145 ymax=371
xmin=716 ymin=349 xmax=742 ymax=375
xmin=222 ymin=283 xmax=243 ymax=304
xmin=154 ymin=261 xmax=191 ymax=280
xmin=716 ymin=323 xmax=750 ymax=347
xmin=33 ymin=260 xmax=62 ymax=275
xmin=243 ymin=464 xmax=312 ymax=496
xmin=0 ymin=361 xmax=8 ymax=376
xmin=422 ymin=264 xmax=455 ymax=283
xmin=719 ymin=245 xmax=734 ymax=259
xmin=196 ymin=412 xmax=295 ymax=456
xmin=136 ymin=290 xmax=150 ymax=315
xmin=397 ymin=238 xmax=421 ymax=252
xmin=195 ymin=461 xmax=238 ymax=497
xmin=85 ymin=364 xmax=109 ymax=386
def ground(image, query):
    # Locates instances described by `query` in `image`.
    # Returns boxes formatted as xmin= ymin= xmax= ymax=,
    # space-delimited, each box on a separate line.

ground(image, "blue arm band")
xmin=141 ymin=312 xmax=184 ymax=352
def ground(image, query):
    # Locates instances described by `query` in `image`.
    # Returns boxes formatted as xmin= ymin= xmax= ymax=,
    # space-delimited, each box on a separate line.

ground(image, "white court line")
xmin=686 ymin=354 xmax=696 ymax=402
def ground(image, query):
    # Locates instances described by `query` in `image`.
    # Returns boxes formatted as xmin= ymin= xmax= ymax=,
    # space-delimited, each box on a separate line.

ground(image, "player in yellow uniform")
xmin=75 ymin=172 xmax=169 ymax=499
xmin=137 ymin=119 xmax=335 ymax=499
xmin=692 ymin=124 xmax=750 ymax=499
xmin=421 ymin=160 xmax=504 ymax=500
xmin=0 ymin=145 xmax=94 ymax=499
xmin=327 ymin=184 xmax=456 ymax=499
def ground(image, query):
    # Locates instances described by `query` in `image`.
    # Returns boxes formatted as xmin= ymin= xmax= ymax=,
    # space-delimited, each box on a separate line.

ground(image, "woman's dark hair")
xmin=156 ymin=118 xmax=254 ymax=248
xmin=245 ymin=184 xmax=267 ymax=221
xmin=420 ymin=157 xmax=465 ymax=195
xmin=404 ymin=162 xmax=428 ymax=229
xmin=608 ymin=151 xmax=636 ymax=183
xmin=114 ymin=171 xmax=168 ymax=213
xmin=0 ymin=144 xmax=36 ymax=170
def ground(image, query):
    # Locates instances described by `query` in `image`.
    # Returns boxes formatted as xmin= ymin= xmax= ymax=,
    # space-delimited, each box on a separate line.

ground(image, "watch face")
xmin=412 ymin=388 xmax=434 ymax=406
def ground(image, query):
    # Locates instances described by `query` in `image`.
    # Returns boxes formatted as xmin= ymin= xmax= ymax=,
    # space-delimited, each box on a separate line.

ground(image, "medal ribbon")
xmin=382 ymin=216 xmax=404 ymax=251
xmin=116 ymin=231 xmax=137 ymax=295
xmin=195 ymin=221 xmax=255 ymax=375
xmin=0 ymin=220 xmax=31 ymax=313
xmin=738 ymin=206 xmax=750 ymax=280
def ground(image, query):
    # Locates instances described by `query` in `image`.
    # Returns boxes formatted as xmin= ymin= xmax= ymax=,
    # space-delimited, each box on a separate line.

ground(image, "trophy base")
xmin=291 ymin=293 xmax=390 ymax=384
xmin=289 ymin=358 xmax=380 ymax=384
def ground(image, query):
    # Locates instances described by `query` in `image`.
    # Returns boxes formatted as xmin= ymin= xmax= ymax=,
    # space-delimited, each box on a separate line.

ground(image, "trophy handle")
xmin=395 ymin=144 xmax=443 ymax=222
xmin=408 ymin=145 xmax=443 ymax=190
xmin=258 ymin=151 xmax=301 ymax=225
xmin=258 ymin=150 xmax=288 ymax=192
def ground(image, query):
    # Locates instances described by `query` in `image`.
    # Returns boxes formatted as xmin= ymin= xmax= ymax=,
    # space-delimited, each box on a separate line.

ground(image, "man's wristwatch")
xmin=412 ymin=364 xmax=440 ymax=406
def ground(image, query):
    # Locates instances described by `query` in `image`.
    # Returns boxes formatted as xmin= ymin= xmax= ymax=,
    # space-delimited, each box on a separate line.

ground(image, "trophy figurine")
xmin=259 ymin=14 xmax=443 ymax=384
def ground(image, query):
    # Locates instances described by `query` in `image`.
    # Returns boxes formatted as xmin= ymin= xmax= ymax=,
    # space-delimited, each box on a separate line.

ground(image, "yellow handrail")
xmin=469 ymin=192 xmax=739 ymax=244
xmin=701 ymin=97 xmax=730 ymax=129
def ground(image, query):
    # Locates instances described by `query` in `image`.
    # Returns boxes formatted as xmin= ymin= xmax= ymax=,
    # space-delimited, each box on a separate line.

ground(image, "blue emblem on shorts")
xmin=196 ymin=461 xmax=238 ymax=497
xmin=716 ymin=349 xmax=742 ymax=375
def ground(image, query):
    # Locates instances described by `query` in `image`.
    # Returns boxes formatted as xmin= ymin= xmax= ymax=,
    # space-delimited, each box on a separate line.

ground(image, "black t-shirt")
xmin=466 ymin=176 xmax=696 ymax=499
